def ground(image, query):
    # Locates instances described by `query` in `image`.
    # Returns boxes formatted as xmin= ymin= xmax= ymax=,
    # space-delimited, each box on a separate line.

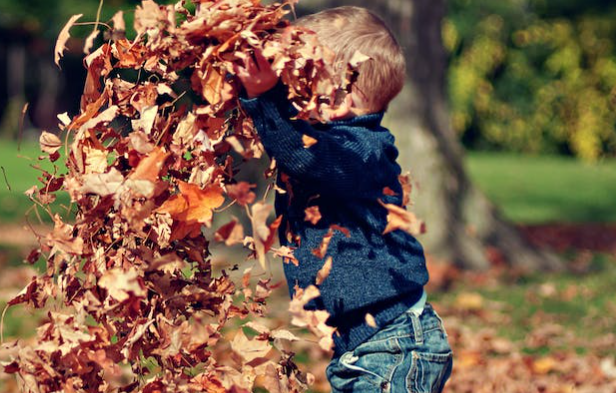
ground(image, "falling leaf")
xmin=158 ymin=181 xmax=225 ymax=226
xmin=380 ymin=200 xmax=426 ymax=236
xmin=98 ymin=268 xmax=146 ymax=302
xmin=80 ymin=168 xmax=124 ymax=196
xmin=129 ymin=147 xmax=170 ymax=182
xmin=455 ymin=292 xmax=484 ymax=311
xmin=226 ymin=182 xmax=256 ymax=206
xmin=315 ymin=256 xmax=332 ymax=285
xmin=304 ymin=205 xmax=321 ymax=225
xmin=365 ymin=313 xmax=377 ymax=328
xmin=39 ymin=131 xmax=62 ymax=154
xmin=215 ymin=218 xmax=245 ymax=246
xmin=230 ymin=330 xmax=272 ymax=362
xmin=302 ymin=134 xmax=318 ymax=148
xmin=54 ymin=14 xmax=83 ymax=67
xmin=84 ymin=30 xmax=100 ymax=55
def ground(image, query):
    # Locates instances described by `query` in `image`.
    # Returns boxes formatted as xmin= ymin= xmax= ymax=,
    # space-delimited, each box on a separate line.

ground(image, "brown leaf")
xmin=215 ymin=218 xmax=245 ymax=246
xmin=226 ymin=182 xmax=256 ymax=206
xmin=54 ymin=14 xmax=83 ymax=67
xmin=98 ymin=267 xmax=146 ymax=302
xmin=230 ymin=330 xmax=272 ymax=362
xmin=304 ymin=205 xmax=321 ymax=225
xmin=158 ymin=181 xmax=225 ymax=226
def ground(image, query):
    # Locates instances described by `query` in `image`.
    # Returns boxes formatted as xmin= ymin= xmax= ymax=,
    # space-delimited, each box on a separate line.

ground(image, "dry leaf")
xmin=39 ymin=131 xmax=62 ymax=154
xmin=380 ymin=200 xmax=426 ymax=236
xmin=302 ymin=134 xmax=318 ymax=148
xmin=304 ymin=205 xmax=321 ymax=225
xmin=54 ymin=14 xmax=83 ymax=67
xmin=365 ymin=313 xmax=377 ymax=328
xmin=315 ymin=256 xmax=332 ymax=285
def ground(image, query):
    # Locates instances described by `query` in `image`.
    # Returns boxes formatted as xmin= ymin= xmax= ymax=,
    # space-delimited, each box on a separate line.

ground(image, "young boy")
xmin=235 ymin=6 xmax=452 ymax=392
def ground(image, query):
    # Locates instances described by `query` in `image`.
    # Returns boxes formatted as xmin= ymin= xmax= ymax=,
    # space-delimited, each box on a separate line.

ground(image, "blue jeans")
xmin=326 ymin=303 xmax=453 ymax=392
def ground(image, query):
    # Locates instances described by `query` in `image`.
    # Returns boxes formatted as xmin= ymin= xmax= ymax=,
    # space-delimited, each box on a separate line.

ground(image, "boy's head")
xmin=296 ymin=6 xmax=406 ymax=114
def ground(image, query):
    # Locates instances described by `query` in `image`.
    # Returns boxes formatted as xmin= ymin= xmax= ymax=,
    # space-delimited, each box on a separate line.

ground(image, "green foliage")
xmin=446 ymin=0 xmax=616 ymax=161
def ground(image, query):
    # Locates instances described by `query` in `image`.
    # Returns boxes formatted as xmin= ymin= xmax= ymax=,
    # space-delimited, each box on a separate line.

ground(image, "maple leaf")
xmin=158 ymin=181 xmax=225 ymax=226
xmin=54 ymin=14 xmax=83 ymax=67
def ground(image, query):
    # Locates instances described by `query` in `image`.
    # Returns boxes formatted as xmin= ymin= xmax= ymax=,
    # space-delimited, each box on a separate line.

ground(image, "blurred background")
xmin=0 ymin=0 xmax=615 ymax=391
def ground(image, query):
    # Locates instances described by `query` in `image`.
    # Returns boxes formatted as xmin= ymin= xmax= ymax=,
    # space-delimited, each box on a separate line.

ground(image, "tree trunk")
xmin=301 ymin=0 xmax=563 ymax=271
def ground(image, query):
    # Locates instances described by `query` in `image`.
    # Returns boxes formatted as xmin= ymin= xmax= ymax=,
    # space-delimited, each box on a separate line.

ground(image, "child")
xmin=235 ymin=6 xmax=453 ymax=392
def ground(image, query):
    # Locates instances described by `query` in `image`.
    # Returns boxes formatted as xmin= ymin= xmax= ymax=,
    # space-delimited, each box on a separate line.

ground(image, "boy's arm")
xmin=240 ymin=86 xmax=401 ymax=198
xmin=235 ymin=50 xmax=401 ymax=198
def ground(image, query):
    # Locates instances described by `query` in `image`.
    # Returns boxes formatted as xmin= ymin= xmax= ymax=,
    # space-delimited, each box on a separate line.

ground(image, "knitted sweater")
xmin=240 ymin=85 xmax=429 ymax=356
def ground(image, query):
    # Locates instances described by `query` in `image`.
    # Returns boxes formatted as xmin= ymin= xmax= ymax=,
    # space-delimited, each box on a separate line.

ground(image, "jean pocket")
xmin=406 ymin=350 xmax=453 ymax=393
xmin=328 ymin=340 xmax=403 ymax=391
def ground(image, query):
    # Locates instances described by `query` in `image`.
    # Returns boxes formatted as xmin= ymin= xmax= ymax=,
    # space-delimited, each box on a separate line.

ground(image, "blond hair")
xmin=296 ymin=6 xmax=406 ymax=113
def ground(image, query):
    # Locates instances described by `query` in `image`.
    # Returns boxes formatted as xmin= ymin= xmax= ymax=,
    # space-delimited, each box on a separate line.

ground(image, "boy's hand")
xmin=234 ymin=48 xmax=278 ymax=99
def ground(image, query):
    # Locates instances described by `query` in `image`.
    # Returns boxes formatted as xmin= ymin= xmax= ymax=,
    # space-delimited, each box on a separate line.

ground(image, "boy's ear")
xmin=325 ymin=93 xmax=353 ymax=121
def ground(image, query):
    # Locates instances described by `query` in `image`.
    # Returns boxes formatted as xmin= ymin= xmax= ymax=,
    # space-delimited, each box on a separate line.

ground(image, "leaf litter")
xmin=1 ymin=0 xmax=371 ymax=391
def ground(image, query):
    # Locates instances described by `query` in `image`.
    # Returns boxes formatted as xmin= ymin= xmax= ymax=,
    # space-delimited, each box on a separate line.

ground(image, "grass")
xmin=0 ymin=138 xmax=69 ymax=224
xmin=432 ymin=252 xmax=616 ymax=355
xmin=465 ymin=151 xmax=616 ymax=224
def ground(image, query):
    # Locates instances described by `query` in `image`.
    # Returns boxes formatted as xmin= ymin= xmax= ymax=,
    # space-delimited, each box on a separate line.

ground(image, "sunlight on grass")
xmin=466 ymin=152 xmax=616 ymax=223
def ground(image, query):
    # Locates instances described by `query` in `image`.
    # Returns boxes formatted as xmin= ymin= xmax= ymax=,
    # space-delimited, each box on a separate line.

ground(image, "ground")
xmin=1 ymin=144 xmax=616 ymax=392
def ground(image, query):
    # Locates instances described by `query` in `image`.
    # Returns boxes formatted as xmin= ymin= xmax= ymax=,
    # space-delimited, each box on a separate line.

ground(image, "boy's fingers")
xmin=254 ymin=49 xmax=271 ymax=71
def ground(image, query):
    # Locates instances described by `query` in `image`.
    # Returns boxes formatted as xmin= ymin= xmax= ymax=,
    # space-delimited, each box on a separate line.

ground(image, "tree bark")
xmin=300 ymin=0 xmax=563 ymax=271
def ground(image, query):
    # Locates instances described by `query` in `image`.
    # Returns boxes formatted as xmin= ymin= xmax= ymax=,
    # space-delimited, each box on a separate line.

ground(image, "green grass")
xmin=465 ymin=151 xmax=616 ymax=224
xmin=0 ymin=138 xmax=68 ymax=224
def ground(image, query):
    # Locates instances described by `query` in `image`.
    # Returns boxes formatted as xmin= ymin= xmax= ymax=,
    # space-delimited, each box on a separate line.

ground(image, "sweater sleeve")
xmin=239 ymin=84 xmax=402 ymax=198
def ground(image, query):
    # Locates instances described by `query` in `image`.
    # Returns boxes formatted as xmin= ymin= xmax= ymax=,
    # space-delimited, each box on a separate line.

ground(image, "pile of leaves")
xmin=0 ymin=0 xmax=353 ymax=391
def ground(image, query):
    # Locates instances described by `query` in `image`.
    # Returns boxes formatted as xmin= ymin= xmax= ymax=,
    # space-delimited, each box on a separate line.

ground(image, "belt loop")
xmin=410 ymin=312 xmax=424 ymax=345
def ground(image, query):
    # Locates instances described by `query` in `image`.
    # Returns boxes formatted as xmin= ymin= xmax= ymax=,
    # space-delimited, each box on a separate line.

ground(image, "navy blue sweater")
xmin=240 ymin=85 xmax=429 ymax=356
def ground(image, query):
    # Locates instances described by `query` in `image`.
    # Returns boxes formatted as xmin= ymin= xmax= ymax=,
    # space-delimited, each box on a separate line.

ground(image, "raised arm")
xmin=239 ymin=84 xmax=402 ymax=199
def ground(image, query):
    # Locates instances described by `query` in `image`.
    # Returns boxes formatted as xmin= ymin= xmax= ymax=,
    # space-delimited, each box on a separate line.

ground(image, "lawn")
xmin=465 ymin=151 xmax=616 ymax=224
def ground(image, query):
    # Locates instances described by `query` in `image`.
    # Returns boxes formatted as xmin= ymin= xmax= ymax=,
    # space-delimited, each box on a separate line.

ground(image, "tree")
xmin=300 ymin=0 xmax=563 ymax=271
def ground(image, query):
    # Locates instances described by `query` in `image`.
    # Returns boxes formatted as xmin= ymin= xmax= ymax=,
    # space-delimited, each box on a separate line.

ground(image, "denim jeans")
xmin=326 ymin=303 xmax=453 ymax=392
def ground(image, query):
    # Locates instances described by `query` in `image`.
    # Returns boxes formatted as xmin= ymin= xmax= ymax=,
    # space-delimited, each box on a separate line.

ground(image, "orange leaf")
xmin=379 ymin=201 xmax=425 ymax=236
xmin=179 ymin=182 xmax=225 ymax=225
xmin=302 ymin=134 xmax=318 ymax=148
xmin=157 ymin=194 xmax=189 ymax=218
xmin=129 ymin=147 xmax=170 ymax=182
